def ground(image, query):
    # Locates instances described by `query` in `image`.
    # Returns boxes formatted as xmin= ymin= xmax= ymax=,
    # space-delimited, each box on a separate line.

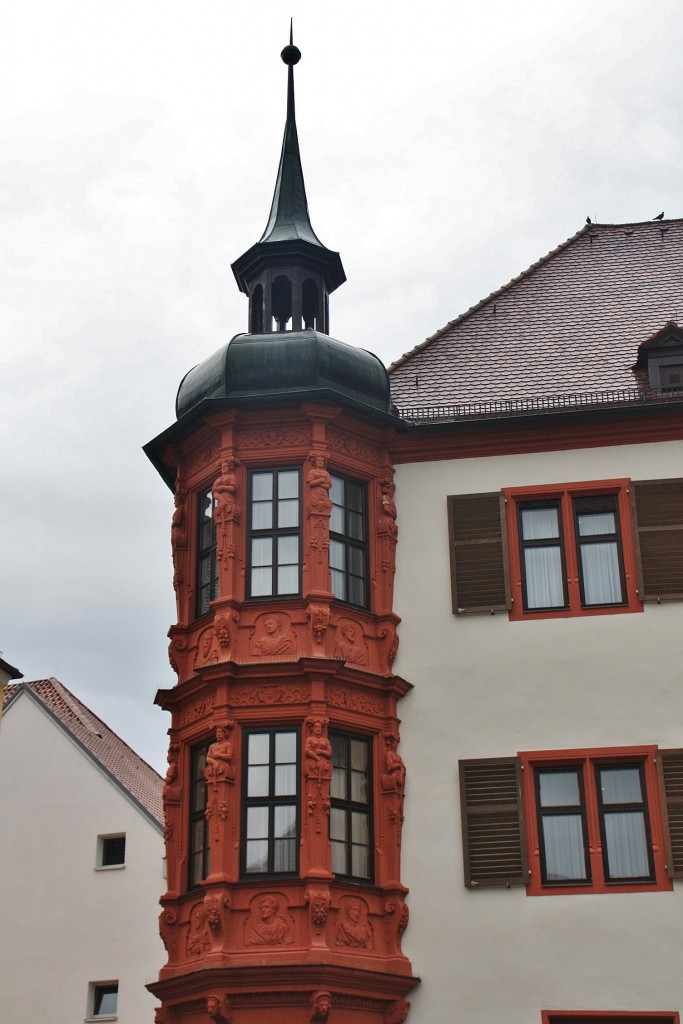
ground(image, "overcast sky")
xmin=3 ymin=0 xmax=682 ymax=773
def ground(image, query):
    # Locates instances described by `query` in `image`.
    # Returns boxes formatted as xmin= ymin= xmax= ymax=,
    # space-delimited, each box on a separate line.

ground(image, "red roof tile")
xmin=388 ymin=220 xmax=683 ymax=413
xmin=3 ymin=678 xmax=163 ymax=827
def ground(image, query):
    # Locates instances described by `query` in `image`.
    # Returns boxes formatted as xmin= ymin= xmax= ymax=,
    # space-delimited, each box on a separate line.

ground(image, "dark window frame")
xmin=534 ymin=765 xmax=591 ymax=886
xmin=247 ymin=467 xmax=302 ymax=600
xmin=329 ymin=730 xmax=373 ymax=883
xmin=98 ymin=834 xmax=126 ymax=869
xmin=241 ymin=726 xmax=300 ymax=879
xmin=594 ymin=760 xmax=655 ymax=883
xmin=91 ymin=982 xmax=118 ymax=1018
xmin=196 ymin=487 xmax=218 ymax=619
xmin=188 ymin=740 xmax=210 ymax=890
xmin=329 ymin=473 xmax=369 ymax=609
xmin=517 ymin=499 xmax=569 ymax=612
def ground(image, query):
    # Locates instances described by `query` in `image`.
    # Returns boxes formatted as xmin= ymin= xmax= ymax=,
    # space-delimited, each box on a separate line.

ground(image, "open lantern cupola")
xmin=231 ymin=28 xmax=346 ymax=335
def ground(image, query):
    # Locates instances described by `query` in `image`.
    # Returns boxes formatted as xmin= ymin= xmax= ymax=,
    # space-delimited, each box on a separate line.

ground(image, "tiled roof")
xmin=388 ymin=220 xmax=683 ymax=413
xmin=3 ymin=678 xmax=163 ymax=827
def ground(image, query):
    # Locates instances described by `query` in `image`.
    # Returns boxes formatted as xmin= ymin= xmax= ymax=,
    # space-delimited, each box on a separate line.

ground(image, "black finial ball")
xmin=281 ymin=44 xmax=301 ymax=66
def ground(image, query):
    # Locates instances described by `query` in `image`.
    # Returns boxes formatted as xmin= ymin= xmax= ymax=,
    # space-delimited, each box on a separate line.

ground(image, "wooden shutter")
xmin=447 ymin=492 xmax=511 ymax=614
xmin=631 ymin=479 xmax=683 ymax=600
xmin=458 ymin=757 xmax=527 ymax=888
xmin=657 ymin=748 xmax=683 ymax=878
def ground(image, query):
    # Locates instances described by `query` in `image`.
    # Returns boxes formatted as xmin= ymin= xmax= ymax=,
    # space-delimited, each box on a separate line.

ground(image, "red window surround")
xmin=520 ymin=746 xmax=672 ymax=897
xmin=542 ymin=1014 xmax=680 ymax=1024
xmin=503 ymin=479 xmax=643 ymax=620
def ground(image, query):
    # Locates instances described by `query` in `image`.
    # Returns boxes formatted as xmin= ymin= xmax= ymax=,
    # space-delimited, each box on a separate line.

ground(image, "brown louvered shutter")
xmin=447 ymin=492 xmax=511 ymax=614
xmin=657 ymin=748 xmax=683 ymax=878
xmin=631 ymin=479 xmax=683 ymax=600
xmin=458 ymin=757 xmax=527 ymax=888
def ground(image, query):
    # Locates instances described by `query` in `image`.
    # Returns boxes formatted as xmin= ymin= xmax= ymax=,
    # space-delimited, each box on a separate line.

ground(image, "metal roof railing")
xmin=395 ymin=386 xmax=683 ymax=424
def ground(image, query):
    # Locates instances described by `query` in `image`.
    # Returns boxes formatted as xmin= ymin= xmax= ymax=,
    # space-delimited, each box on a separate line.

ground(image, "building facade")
xmin=146 ymin=35 xmax=683 ymax=1024
xmin=0 ymin=679 xmax=165 ymax=1022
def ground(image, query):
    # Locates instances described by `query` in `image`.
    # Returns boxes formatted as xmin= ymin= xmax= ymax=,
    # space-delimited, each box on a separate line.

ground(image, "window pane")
xmin=278 ymin=470 xmax=299 ymax=499
xmin=580 ymin=542 xmax=623 ymax=604
xmin=248 ymin=733 xmax=270 ymax=764
xmin=278 ymin=565 xmax=298 ymax=594
xmin=252 ymin=537 xmax=272 ymax=567
xmin=94 ymin=986 xmax=118 ymax=1016
xmin=524 ymin=546 xmax=565 ymax=608
xmin=331 ymin=840 xmax=346 ymax=874
xmin=350 ymin=738 xmax=368 ymax=771
xmin=330 ymin=476 xmax=344 ymax=505
xmin=600 ymin=766 xmax=643 ymax=804
xmin=351 ymin=810 xmax=370 ymax=845
xmin=348 ymin=547 xmax=365 ymax=577
xmin=273 ymin=838 xmax=296 ymax=872
xmin=347 ymin=482 xmax=364 ymax=512
xmin=278 ymin=498 xmax=299 ymax=528
xmin=351 ymin=769 xmax=369 ymax=803
xmin=246 ymin=805 xmax=269 ymax=838
xmin=329 ymin=539 xmax=345 ymax=570
xmin=541 ymin=814 xmax=588 ymax=880
xmin=521 ymin=506 xmax=559 ymax=540
xmin=577 ymin=511 xmax=616 ymax=536
xmin=252 ymin=473 xmax=273 ymax=501
xmin=274 ymin=804 xmax=297 ymax=839
xmin=278 ymin=535 xmax=298 ymax=566
xmin=275 ymin=763 xmax=296 ymax=795
xmin=331 ymin=569 xmax=345 ymax=600
xmin=245 ymin=839 xmax=268 ymax=873
xmin=248 ymin=765 xmax=269 ymax=797
xmin=539 ymin=771 xmax=581 ymax=807
xmin=332 ymin=733 xmax=348 ymax=768
xmin=603 ymin=811 xmax=650 ymax=878
xmin=348 ymin=510 xmax=364 ymax=540
xmin=251 ymin=501 xmax=273 ymax=530
xmin=330 ymin=766 xmax=346 ymax=801
xmin=330 ymin=807 xmax=346 ymax=841
xmin=276 ymin=731 xmax=297 ymax=763
xmin=351 ymin=843 xmax=370 ymax=878
xmin=348 ymin=576 xmax=365 ymax=606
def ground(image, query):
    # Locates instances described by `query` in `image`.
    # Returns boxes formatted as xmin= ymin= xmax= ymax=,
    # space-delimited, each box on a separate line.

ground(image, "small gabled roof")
xmin=3 ymin=678 xmax=163 ymax=828
xmin=389 ymin=219 xmax=683 ymax=414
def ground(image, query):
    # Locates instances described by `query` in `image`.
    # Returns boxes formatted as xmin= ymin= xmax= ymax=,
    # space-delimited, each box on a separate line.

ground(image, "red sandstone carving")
xmin=382 ymin=730 xmax=406 ymax=793
xmin=214 ymin=612 xmax=232 ymax=648
xmin=334 ymin=897 xmax=373 ymax=949
xmin=305 ymin=888 xmax=331 ymax=929
xmin=205 ymin=722 xmax=235 ymax=782
xmin=244 ymin=894 xmax=294 ymax=946
xmin=187 ymin=902 xmax=212 ymax=956
xmin=304 ymin=716 xmax=332 ymax=782
xmin=332 ymin=619 xmax=367 ymax=665
xmin=195 ymin=627 xmax=220 ymax=668
xmin=385 ymin=1000 xmax=410 ymax=1024
xmin=307 ymin=451 xmax=332 ymax=512
xmin=250 ymin=613 xmax=295 ymax=656
xmin=171 ymin=483 xmax=188 ymax=619
xmin=307 ymin=603 xmax=330 ymax=644
xmin=309 ymin=991 xmax=332 ymax=1021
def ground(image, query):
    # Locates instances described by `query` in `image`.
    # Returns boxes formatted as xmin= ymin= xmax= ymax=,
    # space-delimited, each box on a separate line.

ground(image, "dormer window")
xmin=633 ymin=322 xmax=683 ymax=393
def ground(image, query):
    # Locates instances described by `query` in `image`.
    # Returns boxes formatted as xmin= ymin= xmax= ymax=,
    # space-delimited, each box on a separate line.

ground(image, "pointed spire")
xmin=258 ymin=26 xmax=324 ymax=247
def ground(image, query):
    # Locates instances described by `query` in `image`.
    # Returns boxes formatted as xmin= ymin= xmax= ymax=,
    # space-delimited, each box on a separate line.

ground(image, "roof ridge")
xmin=388 ymin=223 xmax=590 ymax=373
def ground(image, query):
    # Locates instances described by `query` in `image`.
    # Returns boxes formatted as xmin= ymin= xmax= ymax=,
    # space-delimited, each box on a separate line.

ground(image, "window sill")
xmin=509 ymin=601 xmax=643 ymax=622
xmin=94 ymin=864 xmax=125 ymax=872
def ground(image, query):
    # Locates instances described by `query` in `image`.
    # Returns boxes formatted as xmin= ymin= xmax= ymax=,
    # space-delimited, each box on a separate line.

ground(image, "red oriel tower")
xmin=146 ymin=34 xmax=417 ymax=1024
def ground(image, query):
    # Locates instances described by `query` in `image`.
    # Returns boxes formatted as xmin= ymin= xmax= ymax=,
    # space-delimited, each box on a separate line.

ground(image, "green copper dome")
xmin=176 ymin=330 xmax=391 ymax=419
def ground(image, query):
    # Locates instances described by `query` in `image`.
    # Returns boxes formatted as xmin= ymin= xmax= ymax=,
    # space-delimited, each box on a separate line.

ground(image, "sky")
xmin=2 ymin=0 xmax=683 ymax=774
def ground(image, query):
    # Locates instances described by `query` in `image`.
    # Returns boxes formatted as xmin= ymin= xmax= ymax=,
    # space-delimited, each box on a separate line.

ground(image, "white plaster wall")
xmin=0 ymin=693 xmax=164 ymax=1023
xmin=393 ymin=439 xmax=683 ymax=1024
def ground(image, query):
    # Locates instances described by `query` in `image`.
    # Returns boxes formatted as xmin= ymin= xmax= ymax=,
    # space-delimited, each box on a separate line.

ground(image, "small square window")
xmin=89 ymin=981 xmax=118 ymax=1018
xmin=97 ymin=834 xmax=126 ymax=869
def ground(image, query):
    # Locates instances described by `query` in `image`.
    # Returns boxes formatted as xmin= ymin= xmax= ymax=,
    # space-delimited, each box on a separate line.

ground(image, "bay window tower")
xmin=145 ymin=30 xmax=417 ymax=1024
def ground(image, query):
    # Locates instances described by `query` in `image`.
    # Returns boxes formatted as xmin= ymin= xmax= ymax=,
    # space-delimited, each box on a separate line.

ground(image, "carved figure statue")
xmin=205 ymin=722 xmax=235 ymax=781
xmin=163 ymin=742 xmax=180 ymax=795
xmin=171 ymin=485 xmax=188 ymax=604
xmin=304 ymin=716 xmax=332 ymax=781
xmin=213 ymin=460 xmax=239 ymax=523
xmin=187 ymin=902 xmax=211 ymax=956
xmin=195 ymin=628 xmax=219 ymax=668
xmin=333 ymin=622 xmax=366 ymax=665
xmin=383 ymin=731 xmax=406 ymax=791
xmin=206 ymin=995 xmax=221 ymax=1020
xmin=379 ymin=476 xmax=398 ymax=537
xmin=253 ymin=615 xmax=294 ymax=656
xmin=334 ymin=898 xmax=372 ymax=948
xmin=309 ymin=991 xmax=332 ymax=1022
xmin=246 ymin=894 xmax=293 ymax=945
xmin=307 ymin=452 xmax=332 ymax=512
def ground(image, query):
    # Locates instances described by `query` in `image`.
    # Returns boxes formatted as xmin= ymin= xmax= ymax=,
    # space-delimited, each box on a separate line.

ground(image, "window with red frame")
xmin=459 ymin=747 xmax=683 ymax=892
xmin=504 ymin=481 xmax=642 ymax=619
xmin=542 ymin=1013 xmax=679 ymax=1024
xmin=520 ymin=747 xmax=671 ymax=896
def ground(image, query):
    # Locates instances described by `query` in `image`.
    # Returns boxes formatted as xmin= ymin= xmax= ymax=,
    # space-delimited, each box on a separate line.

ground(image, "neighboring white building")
xmin=388 ymin=221 xmax=683 ymax=1024
xmin=0 ymin=678 xmax=165 ymax=1023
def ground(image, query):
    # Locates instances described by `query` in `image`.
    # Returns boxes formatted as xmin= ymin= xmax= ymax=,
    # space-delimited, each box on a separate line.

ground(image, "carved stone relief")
xmin=186 ymin=902 xmax=211 ymax=956
xmin=244 ymin=893 xmax=294 ymax=946
xmin=230 ymin=684 xmax=309 ymax=706
xmin=385 ymin=1000 xmax=410 ymax=1024
xmin=158 ymin=906 xmax=178 ymax=959
xmin=305 ymin=888 xmax=331 ymax=929
xmin=327 ymin=685 xmax=383 ymax=716
xmin=214 ymin=612 xmax=233 ymax=649
xmin=309 ymin=991 xmax=332 ymax=1022
xmin=179 ymin=696 xmax=216 ymax=726
xmin=332 ymin=619 xmax=367 ymax=665
xmin=307 ymin=603 xmax=330 ymax=645
xmin=195 ymin=627 xmax=220 ymax=668
xmin=334 ymin=897 xmax=373 ymax=949
xmin=249 ymin=613 xmax=296 ymax=657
